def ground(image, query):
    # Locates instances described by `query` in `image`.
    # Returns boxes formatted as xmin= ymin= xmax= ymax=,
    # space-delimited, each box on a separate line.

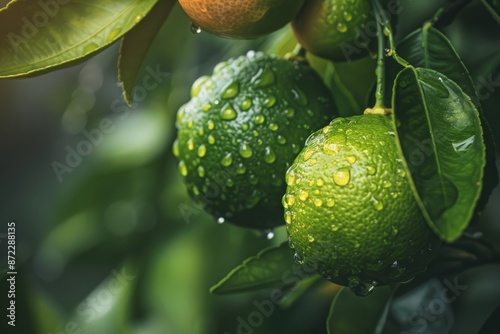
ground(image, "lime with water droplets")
xmin=292 ymin=0 xmax=377 ymax=61
xmin=284 ymin=114 xmax=441 ymax=294
xmin=174 ymin=51 xmax=335 ymax=228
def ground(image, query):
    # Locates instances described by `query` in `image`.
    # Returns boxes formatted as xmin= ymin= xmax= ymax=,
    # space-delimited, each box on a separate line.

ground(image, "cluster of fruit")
xmin=173 ymin=0 xmax=440 ymax=292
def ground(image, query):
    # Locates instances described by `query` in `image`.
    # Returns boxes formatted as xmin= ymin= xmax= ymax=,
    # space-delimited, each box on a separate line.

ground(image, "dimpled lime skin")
xmin=284 ymin=115 xmax=441 ymax=288
xmin=292 ymin=0 xmax=373 ymax=61
xmin=174 ymin=51 xmax=335 ymax=228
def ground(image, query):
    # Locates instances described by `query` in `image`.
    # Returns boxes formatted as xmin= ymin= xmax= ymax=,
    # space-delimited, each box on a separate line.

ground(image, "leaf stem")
xmin=373 ymin=1 xmax=386 ymax=109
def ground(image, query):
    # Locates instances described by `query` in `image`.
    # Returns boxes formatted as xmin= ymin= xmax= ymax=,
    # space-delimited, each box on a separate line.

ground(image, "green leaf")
xmin=392 ymin=67 xmax=485 ymax=241
xmin=118 ymin=0 xmax=175 ymax=105
xmin=482 ymin=0 xmax=500 ymax=23
xmin=397 ymin=26 xmax=498 ymax=214
xmin=210 ymin=242 xmax=303 ymax=294
xmin=0 ymin=0 xmax=159 ymax=78
xmin=327 ymin=287 xmax=393 ymax=334
xmin=324 ymin=62 xmax=361 ymax=117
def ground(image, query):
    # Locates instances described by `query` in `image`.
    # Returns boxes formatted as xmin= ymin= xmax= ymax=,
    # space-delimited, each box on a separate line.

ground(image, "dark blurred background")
xmin=0 ymin=1 xmax=499 ymax=333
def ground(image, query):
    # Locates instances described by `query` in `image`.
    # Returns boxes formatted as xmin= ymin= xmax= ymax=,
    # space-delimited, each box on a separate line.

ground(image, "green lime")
xmin=174 ymin=51 xmax=335 ymax=228
xmin=179 ymin=0 xmax=306 ymax=39
xmin=284 ymin=114 xmax=440 ymax=295
xmin=292 ymin=0 xmax=375 ymax=61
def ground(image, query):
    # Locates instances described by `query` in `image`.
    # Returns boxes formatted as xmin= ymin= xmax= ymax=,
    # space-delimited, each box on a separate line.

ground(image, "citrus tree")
xmin=1 ymin=0 xmax=500 ymax=333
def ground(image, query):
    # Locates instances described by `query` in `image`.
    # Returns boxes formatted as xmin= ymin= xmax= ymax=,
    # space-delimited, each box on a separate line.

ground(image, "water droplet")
xmin=239 ymin=143 xmax=253 ymax=158
xmin=285 ymin=194 xmax=296 ymax=206
xmin=308 ymin=235 xmax=315 ymax=242
xmin=192 ymin=185 xmax=200 ymax=196
xmin=197 ymin=165 xmax=205 ymax=177
xmin=240 ymin=98 xmax=252 ymax=110
xmin=314 ymin=199 xmax=323 ymax=207
xmin=276 ymin=135 xmax=287 ymax=145
xmin=316 ymin=179 xmax=325 ymax=186
xmin=253 ymin=114 xmax=265 ymax=124
xmin=221 ymin=80 xmax=239 ymax=99
xmin=213 ymin=61 xmax=228 ymax=73
xmin=391 ymin=226 xmax=398 ymax=236
xmin=286 ymin=172 xmax=296 ymax=186
xmin=285 ymin=108 xmax=295 ymax=118
xmin=207 ymin=120 xmax=215 ymax=130
xmin=291 ymin=87 xmax=308 ymax=106
xmin=268 ymin=123 xmax=279 ymax=131
xmin=331 ymin=224 xmax=340 ymax=231
xmin=217 ymin=217 xmax=225 ymax=224
xmin=291 ymin=144 xmax=300 ymax=154
xmin=390 ymin=261 xmax=406 ymax=278
xmin=382 ymin=181 xmax=392 ymax=188
xmin=264 ymin=95 xmax=276 ymax=107
xmin=221 ymin=153 xmax=233 ymax=166
xmin=284 ymin=210 xmax=293 ymax=224
xmin=172 ymin=139 xmax=180 ymax=157
xmin=226 ymin=178 xmax=234 ymax=187
xmin=345 ymin=156 xmax=357 ymax=164
xmin=83 ymin=42 xmax=99 ymax=54
xmin=288 ymin=236 xmax=295 ymax=248
xmin=303 ymin=148 xmax=315 ymax=161
xmin=221 ymin=103 xmax=237 ymax=120
xmin=348 ymin=277 xmax=376 ymax=297
xmin=263 ymin=229 xmax=274 ymax=240
xmin=178 ymin=160 xmax=188 ymax=176
xmin=370 ymin=196 xmax=384 ymax=211
xmin=397 ymin=169 xmax=406 ymax=177
xmin=343 ymin=11 xmax=352 ymax=21
xmin=197 ymin=144 xmax=206 ymax=157
xmin=333 ymin=168 xmax=350 ymax=186
xmin=336 ymin=22 xmax=348 ymax=33
xmin=208 ymin=135 xmax=216 ymax=145
xmin=294 ymin=252 xmax=304 ymax=265
xmin=326 ymin=199 xmax=335 ymax=207
xmin=236 ymin=163 xmax=246 ymax=174
xmin=299 ymin=190 xmax=309 ymax=201
xmin=107 ymin=28 xmax=122 ymax=43
xmin=251 ymin=68 xmax=276 ymax=88
xmin=187 ymin=138 xmax=195 ymax=151
xmin=264 ymin=146 xmax=276 ymax=164
xmin=190 ymin=22 xmax=201 ymax=34
xmin=249 ymin=174 xmax=258 ymax=185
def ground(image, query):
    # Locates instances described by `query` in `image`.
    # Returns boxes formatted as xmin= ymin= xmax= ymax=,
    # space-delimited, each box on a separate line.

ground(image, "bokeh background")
xmin=1 ymin=0 xmax=499 ymax=333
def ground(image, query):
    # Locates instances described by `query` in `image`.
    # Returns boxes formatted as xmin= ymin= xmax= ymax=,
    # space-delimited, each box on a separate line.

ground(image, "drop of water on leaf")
xmin=262 ymin=229 xmax=274 ymax=240
xmin=197 ymin=166 xmax=205 ymax=178
xmin=336 ymin=22 xmax=348 ymax=33
xmin=220 ymin=153 xmax=233 ymax=167
xmin=264 ymin=146 xmax=276 ymax=164
xmin=217 ymin=217 xmax=225 ymax=224
xmin=178 ymin=160 xmax=188 ymax=176
xmin=348 ymin=277 xmax=376 ymax=296
xmin=239 ymin=143 xmax=253 ymax=158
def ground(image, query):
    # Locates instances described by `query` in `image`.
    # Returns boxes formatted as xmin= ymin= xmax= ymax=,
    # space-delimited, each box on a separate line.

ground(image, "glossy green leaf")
xmin=392 ymin=67 xmax=485 ymax=241
xmin=397 ymin=26 xmax=498 ymax=214
xmin=0 ymin=0 xmax=158 ymax=78
xmin=479 ymin=305 xmax=500 ymax=334
xmin=327 ymin=287 xmax=393 ymax=334
xmin=482 ymin=0 xmax=500 ymax=23
xmin=118 ymin=0 xmax=175 ymax=105
xmin=210 ymin=242 xmax=305 ymax=294
xmin=324 ymin=62 xmax=361 ymax=117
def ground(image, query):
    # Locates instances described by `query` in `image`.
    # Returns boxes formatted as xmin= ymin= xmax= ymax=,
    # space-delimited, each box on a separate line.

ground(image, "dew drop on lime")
xmin=294 ymin=252 xmax=304 ymax=265
xmin=191 ymin=75 xmax=210 ymax=97
xmin=240 ymin=98 xmax=252 ymax=110
xmin=178 ymin=160 xmax=188 ymax=176
xmin=299 ymin=190 xmax=309 ymax=201
xmin=367 ymin=166 xmax=376 ymax=175
xmin=370 ymin=196 xmax=384 ymax=211
xmin=207 ymin=120 xmax=215 ymax=130
xmin=382 ymin=181 xmax=392 ymax=188
xmin=264 ymin=96 xmax=277 ymax=107
xmin=266 ymin=121 xmax=280 ymax=131
xmin=208 ymin=135 xmax=216 ymax=145
xmin=316 ymin=178 xmax=324 ymax=186
xmin=186 ymin=138 xmax=195 ymax=151
xmin=221 ymin=80 xmax=239 ymax=99
xmin=291 ymin=87 xmax=308 ymax=106
xmin=197 ymin=144 xmax=206 ymax=157
xmin=226 ymin=178 xmax=234 ymax=187
xmin=343 ymin=11 xmax=352 ymax=21
xmin=197 ymin=165 xmax=205 ymax=177
xmin=236 ymin=163 xmax=246 ymax=174
xmin=239 ymin=143 xmax=253 ymax=158
xmin=284 ymin=210 xmax=293 ymax=224
xmin=336 ymin=22 xmax=348 ymax=33
xmin=251 ymin=68 xmax=276 ymax=88
xmin=331 ymin=224 xmax=340 ymax=231
xmin=285 ymin=108 xmax=295 ymax=118
xmin=314 ymin=199 xmax=323 ymax=207
xmin=326 ymin=199 xmax=335 ymax=207
xmin=221 ymin=153 xmax=233 ymax=167
xmin=190 ymin=22 xmax=202 ymax=34
xmin=303 ymin=147 xmax=315 ymax=161
xmin=308 ymin=235 xmax=315 ymax=242
xmin=333 ymin=168 xmax=350 ymax=186
xmin=285 ymin=173 xmax=296 ymax=186
xmin=217 ymin=217 xmax=225 ymax=224
xmin=291 ymin=143 xmax=300 ymax=154
xmin=249 ymin=174 xmax=258 ymax=185
xmin=277 ymin=135 xmax=287 ymax=145
xmin=348 ymin=277 xmax=376 ymax=297
xmin=172 ymin=139 xmax=180 ymax=157
xmin=264 ymin=146 xmax=276 ymax=164
xmin=253 ymin=114 xmax=265 ymax=124
xmin=221 ymin=103 xmax=237 ymax=120
xmin=288 ymin=236 xmax=295 ymax=248
xmin=345 ymin=156 xmax=357 ymax=164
